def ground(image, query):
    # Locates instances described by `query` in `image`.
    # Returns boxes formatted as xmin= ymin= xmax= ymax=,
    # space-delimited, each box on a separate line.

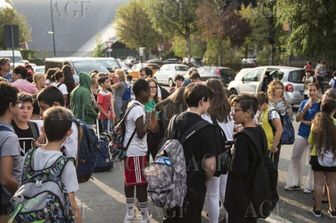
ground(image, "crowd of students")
xmin=1 ymin=56 xmax=336 ymax=223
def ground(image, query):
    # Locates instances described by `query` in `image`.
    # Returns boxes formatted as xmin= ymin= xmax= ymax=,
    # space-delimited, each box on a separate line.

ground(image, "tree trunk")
xmin=185 ymin=25 xmax=191 ymax=63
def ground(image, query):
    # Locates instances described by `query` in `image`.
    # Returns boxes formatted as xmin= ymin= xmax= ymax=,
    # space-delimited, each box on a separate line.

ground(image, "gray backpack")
xmin=9 ymin=148 xmax=75 ymax=223
xmin=144 ymin=116 xmax=211 ymax=209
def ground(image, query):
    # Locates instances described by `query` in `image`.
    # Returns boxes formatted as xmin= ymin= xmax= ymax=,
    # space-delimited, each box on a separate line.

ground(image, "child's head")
xmin=37 ymin=86 xmax=64 ymax=116
xmin=126 ymin=75 xmax=133 ymax=82
xmin=97 ymin=76 xmax=110 ymax=89
xmin=52 ymin=70 xmax=64 ymax=83
xmin=15 ymin=93 xmax=34 ymax=123
xmin=132 ymin=79 xmax=150 ymax=103
xmin=0 ymin=83 xmax=19 ymax=118
xmin=256 ymin=92 xmax=269 ymax=111
xmin=184 ymin=82 xmax=213 ymax=114
xmin=42 ymin=106 xmax=73 ymax=142
xmin=190 ymin=72 xmax=201 ymax=83
xmin=307 ymin=82 xmax=319 ymax=99
xmin=232 ymin=94 xmax=258 ymax=124
xmin=13 ymin=65 xmax=28 ymax=81
xmin=174 ymin=74 xmax=185 ymax=88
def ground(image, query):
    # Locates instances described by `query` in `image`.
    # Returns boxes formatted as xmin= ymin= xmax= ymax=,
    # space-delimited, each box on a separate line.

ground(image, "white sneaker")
xmin=140 ymin=214 xmax=152 ymax=223
xmin=303 ymin=188 xmax=313 ymax=194
xmin=124 ymin=211 xmax=140 ymax=223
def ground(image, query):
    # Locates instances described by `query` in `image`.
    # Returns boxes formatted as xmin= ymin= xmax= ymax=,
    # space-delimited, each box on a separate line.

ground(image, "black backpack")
xmin=211 ymin=117 xmax=233 ymax=176
xmin=73 ymin=120 xmax=99 ymax=183
xmin=239 ymin=127 xmax=279 ymax=219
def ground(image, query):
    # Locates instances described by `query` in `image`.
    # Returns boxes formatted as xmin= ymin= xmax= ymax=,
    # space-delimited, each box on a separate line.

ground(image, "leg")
xmin=136 ymin=184 xmax=150 ymax=221
xmin=325 ymin=172 xmax=336 ymax=212
xmin=206 ymin=176 xmax=220 ymax=223
xmin=313 ymin=171 xmax=325 ymax=211
xmin=286 ymin=136 xmax=309 ymax=188
xmin=220 ymin=174 xmax=228 ymax=221
xmin=124 ymin=184 xmax=136 ymax=218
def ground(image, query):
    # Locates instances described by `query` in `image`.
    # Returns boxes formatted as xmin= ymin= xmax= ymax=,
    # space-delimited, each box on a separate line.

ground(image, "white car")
xmin=154 ymin=64 xmax=189 ymax=87
xmin=228 ymin=66 xmax=305 ymax=106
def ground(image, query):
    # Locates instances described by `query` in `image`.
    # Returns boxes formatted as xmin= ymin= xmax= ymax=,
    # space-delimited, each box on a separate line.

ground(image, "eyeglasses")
xmin=232 ymin=108 xmax=243 ymax=113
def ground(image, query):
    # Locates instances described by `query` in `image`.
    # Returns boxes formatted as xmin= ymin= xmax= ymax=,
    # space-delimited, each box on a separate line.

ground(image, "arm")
xmin=64 ymin=94 xmax=68 ymax=107
xmin=68 ymin=192 xmax=81 ymax=223
xmin=0 ymin=156 xmax=19 ymax=194
xmin=203 ymin=156 xmax=216 ymax=181
xmin=96 ymin=104 xmax=109 ymax=118
xmin=296 ymin=100 xmax=311 ymax=122
xmin=135 ymin=115 xmax=148 ymax=139
xmin=271 ymin=118 xmax=283 ymax=153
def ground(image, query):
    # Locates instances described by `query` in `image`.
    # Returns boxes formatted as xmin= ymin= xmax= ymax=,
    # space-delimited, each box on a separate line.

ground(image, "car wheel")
xmin=230 ymin=89 xmax=238 ymax=96
xmin=168 ymin=78 xmax=174 ymax=88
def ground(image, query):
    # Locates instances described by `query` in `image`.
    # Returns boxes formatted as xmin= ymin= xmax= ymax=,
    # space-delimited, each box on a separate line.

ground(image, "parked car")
xmin=197 ymin=66 xmax=236 ymax=86
xmin=45 ymin=57 xmax=113 ymax=75
xmin=228 ymin=66 xmax=305 ymax=106
xmin=154 ymin=64 xmax=189 ymax=87
xmin=34 ymin=65 xmax=45 ymax=74
xmin=128 ymin=62 xmax=160 ymax=80
xmin=125 ymin=56 xmax=137 ymax=66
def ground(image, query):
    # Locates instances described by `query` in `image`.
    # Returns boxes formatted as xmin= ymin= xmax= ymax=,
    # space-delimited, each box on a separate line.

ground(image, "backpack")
xmin=318 ymin=148 xmax=336 ymax=167
xmin=74 ymin=119 xmax=99 ymax=183
xmin=268 ymin=108 xmax=295 ymax=145
xmin=122 ymin=82 xmax=131 ymax=101
xmin=333 ymin=78 xmax=336 ymax=89
xmin=144 ymin=115 xmax=211 ymax=209
xmin=9 ymin=149 xmax=75 ymax=223
xmin=211 ymin=117 xmax=233 ymax=176
xmin=238 ymin=128 xmax=279 ymax=219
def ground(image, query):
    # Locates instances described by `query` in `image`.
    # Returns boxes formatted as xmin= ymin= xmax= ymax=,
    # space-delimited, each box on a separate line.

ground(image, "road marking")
xmin=91 ymin=177 xmax=160 ymax=223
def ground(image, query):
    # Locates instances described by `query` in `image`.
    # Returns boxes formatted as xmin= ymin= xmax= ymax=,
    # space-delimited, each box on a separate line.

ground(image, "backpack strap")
xmin=238 ymin=126 xmax=268 ymax=160
xmin=179 ymin=119 xmax=211 ymax=144
xmin=28 ymin=121 xmax=39 ymax=140
xmin=0 ymin=125 xmax=13 ymax=133
xmin=267 ymin=108 xmax=280 ymax=134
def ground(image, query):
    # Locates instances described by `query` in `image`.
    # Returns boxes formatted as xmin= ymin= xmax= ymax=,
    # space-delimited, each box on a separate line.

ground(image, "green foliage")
xmin=171 ymin=35 xmax=206 ymax=58
xmin=114 ymin=0 xmax=162 ymax=50
xmin=91 ymin=37 xmax=105 ymax=57
xmin=276 ymin=0 xmax=336 ymax=58
xmin=0 ymin=8 xmax=31 ymax=49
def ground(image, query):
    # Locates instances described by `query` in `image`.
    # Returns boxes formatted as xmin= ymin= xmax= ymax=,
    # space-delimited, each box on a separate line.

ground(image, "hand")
xmin=270 ymin=145 xmax=278 ymax=153
xmin=303 ymin=99 xmax=312 ymax=112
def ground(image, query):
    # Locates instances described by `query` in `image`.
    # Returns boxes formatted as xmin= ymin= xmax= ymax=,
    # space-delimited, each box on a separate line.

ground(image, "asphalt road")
xmin=75 ymin=117 xmax=335 ymax=223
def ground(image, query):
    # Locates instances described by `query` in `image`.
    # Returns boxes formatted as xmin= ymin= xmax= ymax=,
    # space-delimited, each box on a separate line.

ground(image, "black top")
xmin=11 ymin=121 xmax=38 ymax=156
xmin=224 ymin=126 xmax=266 ymax=221
xmin=173 ymin=112 xmax=217 ymax=199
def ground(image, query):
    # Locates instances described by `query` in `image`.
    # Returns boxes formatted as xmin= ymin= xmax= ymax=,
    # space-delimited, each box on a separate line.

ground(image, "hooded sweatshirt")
xmin=70 ymin=72 xmax=97 ymax=124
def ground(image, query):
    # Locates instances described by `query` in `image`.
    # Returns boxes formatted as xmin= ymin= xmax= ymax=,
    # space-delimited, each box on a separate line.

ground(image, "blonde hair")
xmin=115 ymin=69 xmax=126 ymax=82
xmin=267 ymin=80 xmax=284 ymax=99
xmin=33 ymin=72 xmax=45 ymax=85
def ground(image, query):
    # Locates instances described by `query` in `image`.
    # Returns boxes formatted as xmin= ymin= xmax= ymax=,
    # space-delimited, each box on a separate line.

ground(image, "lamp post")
xmin=49 ymin=0 xmax=56 ymax=56
xmin=260 ymin=0 xmax=276 ymax=65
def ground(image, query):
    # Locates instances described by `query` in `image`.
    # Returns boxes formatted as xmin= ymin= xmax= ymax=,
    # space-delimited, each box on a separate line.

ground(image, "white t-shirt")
xmin=31 ymin=120 xmax=79 ymax=160
xmin=31 ymin=148 xmax=79 ymax=193
xmin=269 ymin=109 xmax=280 ymax=120
xmin=52 ymin=82 xmax=68 ymax=95
xmin=202 ymin=114 xmax=234 ymax=141
xmin=123 ymin=100 xmax=148 ymax=157
xmin=329 ymin=78 xmax=336 ymax=88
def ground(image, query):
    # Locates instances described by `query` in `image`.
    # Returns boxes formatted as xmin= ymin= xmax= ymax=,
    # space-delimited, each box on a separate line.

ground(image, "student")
xmin=328 ymin=71 xmax=336 ymax=89
xmin=11 ymin=93 xmax=41 ymax=157
xmin=97 ymin=76 xmax=115 ymax=132
xmin=28 ymin=106 xmax=81 ymax=222
xmin=0 ymin=83 xmax=21 ymax=222
xmin=123 ymin=79 xmax=151 ymax=223
xmin=163 ymin=83 xmax=216 ymax=223
xmin=190 ymin=72 xmax=201 ymax=83
xmin=36 ymin=86 xmax=79 ymax=160
xmin=202 ymin=79 xmax=234 ymax=223
xmin=225 ymin=94 xmax=268 ymax=223
xmin=285 ymin=83 xmax=320 ymax=192
xmin=52 ymin=70 xmax=69 ymax=107
xmin=11 ymin=65 xmax=38 ymax=95
xmin=308 ymin=99 xmax=336 ymax=218
xmin=169 ymin=74 xmax=185 ymax=94
xmin=256 ymin=92 xmax=283 ymax=168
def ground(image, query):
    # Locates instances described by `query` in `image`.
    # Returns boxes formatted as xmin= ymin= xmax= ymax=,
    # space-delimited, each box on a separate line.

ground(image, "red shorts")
xmin=124 ymin=156 xmax=148 ymax=186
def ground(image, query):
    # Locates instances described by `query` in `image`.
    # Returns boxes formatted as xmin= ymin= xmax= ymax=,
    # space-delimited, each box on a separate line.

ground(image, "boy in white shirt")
xmin=123 ymin=79 xmax=150 ymax=223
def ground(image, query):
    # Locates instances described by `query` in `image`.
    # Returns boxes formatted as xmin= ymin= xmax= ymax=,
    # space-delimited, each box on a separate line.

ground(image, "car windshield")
xmin=96 ymin=59 xmax=121 ymax=70
xmin=175 ymin=66 xmax=188 ymax=71
xmin=72 ymin=60 xmax=110 ymax=74
xmin=288 ymin=70 xmax=305 ymax=83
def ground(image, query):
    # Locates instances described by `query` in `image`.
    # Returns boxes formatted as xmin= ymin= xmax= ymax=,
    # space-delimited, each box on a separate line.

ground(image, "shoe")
xmin=328 ymin=209 xmax=336 ymax=218
xmin=140 ymin=214 xmax=152 ymax=223
xmin=284 ymin=185 xmax=301 ymax=191
xmin=303 ymin=188 xmax=313 ymax=194
xmin=124 ymin=211 xmax=140 ymax=223
xmin=311 ymin=207 xmax=322 ymax=217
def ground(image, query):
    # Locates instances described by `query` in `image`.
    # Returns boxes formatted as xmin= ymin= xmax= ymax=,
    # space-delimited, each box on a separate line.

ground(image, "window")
xmin=288 ymin=70 xmax=305 ymax=83
xmin=243 ymin=69 xmax=262 ymax=82
xmin=175 ymin=66 xmax=188 ymax=71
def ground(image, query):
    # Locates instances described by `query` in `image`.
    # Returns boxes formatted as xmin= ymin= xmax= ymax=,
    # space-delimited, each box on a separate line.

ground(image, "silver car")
xmin=154 ymin=64 xmax=189 ymax=87
xmin=228 ymin=66 xmax=305 ymax=106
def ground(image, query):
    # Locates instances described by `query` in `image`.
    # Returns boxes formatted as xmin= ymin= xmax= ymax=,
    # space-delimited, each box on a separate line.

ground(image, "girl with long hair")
xmin=202 ymin=79 xmax=234 ymax=223
xmin=285 ymin=83 xmax=320 ymax=192
xmin=309 ymin=99 xmax=336 ymax=217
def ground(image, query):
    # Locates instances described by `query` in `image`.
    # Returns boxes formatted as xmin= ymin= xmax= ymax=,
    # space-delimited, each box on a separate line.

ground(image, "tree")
xmin=114 ymin=0 xmax=162 ymax=51
xmin=145 ymin=0 xmax=201 ymax=61
xmin=0 ymin=7 xmax=31 ymax=49
xmin=276 ymin=0 xmax=336 ymax=59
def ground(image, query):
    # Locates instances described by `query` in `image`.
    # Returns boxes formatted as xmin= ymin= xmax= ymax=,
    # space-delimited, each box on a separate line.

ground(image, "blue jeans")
xmin=100 ymin=119 xmax=112 ymax=132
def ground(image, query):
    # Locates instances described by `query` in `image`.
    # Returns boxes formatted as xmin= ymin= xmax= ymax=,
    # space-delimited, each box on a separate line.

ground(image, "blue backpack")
xmin=122 ymin=83 xmax=131 ymax=101
xmin=73 ymin=120 xmax=98 ymax=183
xmin=268 ymin=109 xmax=295 ymax=145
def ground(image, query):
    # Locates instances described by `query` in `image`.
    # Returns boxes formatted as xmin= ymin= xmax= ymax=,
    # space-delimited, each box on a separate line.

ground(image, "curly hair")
xmin=205 ymin=79 xmax=231 ymax=122
xmin=267 ymin=80 xmax=284 ymax=99
xmin=312 ymin=99 xmax=336 ymax=157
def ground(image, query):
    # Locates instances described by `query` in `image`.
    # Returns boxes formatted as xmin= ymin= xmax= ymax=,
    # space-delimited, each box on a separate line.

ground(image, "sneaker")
xmin=328 ymin=209 xmax=336 ymax=218
xmin=311 ymin=207 xmax=322 ymax=217
xmin=284 ymin=185 xmax=302 ymax=191
xmin=124 ymin=211 xmax=140 ymax=223
xmin=303 ymin=188 xmax=313 ymax=194
xmin=140 ymin=214 xmax=152 ymax=223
